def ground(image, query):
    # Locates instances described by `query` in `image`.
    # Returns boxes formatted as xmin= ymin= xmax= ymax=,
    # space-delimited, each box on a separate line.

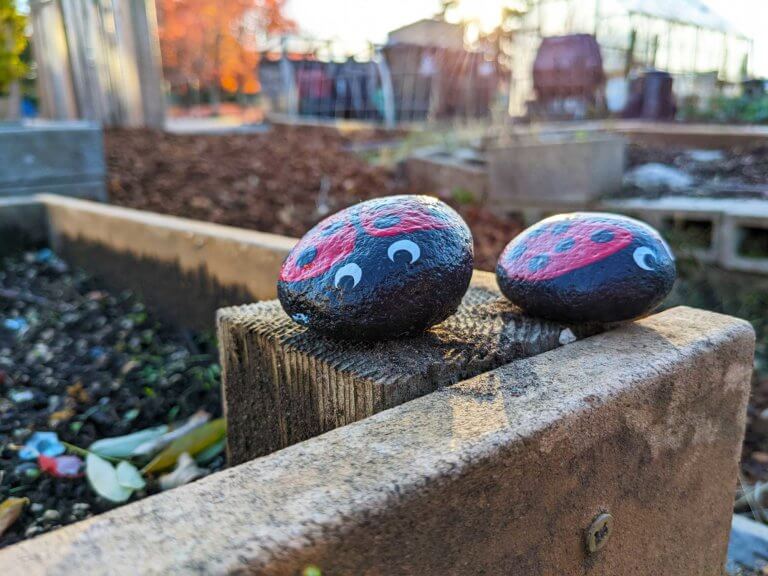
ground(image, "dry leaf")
xmin=143 ymin=418 xmax=225 ymax=474
xmin=159 ymin=453 xmax=207 ymax=490
xmin=0 ymin=497 xmax=29 ymax=536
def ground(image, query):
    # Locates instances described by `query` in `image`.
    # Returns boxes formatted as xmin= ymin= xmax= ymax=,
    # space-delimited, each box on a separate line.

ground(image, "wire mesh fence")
xmin=260 ymin=45 xmax=503 ymax=126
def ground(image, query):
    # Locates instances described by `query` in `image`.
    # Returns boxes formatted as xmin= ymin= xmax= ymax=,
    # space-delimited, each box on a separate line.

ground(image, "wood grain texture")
xmin=219 ymin=272 xmax=606 ymax=465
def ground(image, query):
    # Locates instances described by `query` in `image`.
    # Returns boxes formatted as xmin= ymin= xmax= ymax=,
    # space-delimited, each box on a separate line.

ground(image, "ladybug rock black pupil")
xmin=297 ymin=246 xmax=317 ymax=268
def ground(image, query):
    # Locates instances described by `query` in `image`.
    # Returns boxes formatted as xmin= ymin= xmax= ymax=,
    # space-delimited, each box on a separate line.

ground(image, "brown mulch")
xmin=105 ymin=126 xmax=519 ymax=271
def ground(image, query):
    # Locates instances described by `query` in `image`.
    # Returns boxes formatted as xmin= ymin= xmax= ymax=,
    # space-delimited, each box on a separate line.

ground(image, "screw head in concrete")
xmin=585 ymin=512 xmax=614 ymax=554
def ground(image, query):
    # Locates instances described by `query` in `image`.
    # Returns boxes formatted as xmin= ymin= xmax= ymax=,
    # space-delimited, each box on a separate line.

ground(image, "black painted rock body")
xmin=496 ymin=213 xmax=675 ymax=323
xmin=278 ymin=195 xmax=474 ymax=340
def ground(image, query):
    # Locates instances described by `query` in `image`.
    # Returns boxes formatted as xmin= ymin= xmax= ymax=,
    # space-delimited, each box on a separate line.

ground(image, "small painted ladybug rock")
xmin=278 ymin=195 xmax=474 ymax=340
xmin=496 ymin=213 xmax=675 ymax=323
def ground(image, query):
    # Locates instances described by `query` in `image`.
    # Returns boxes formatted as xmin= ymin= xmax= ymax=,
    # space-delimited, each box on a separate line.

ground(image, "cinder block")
xmin=0 ymin=306 xmax=753 ymax=575
xmin=0 ymin=121 xmax=106 ymax=201
xmin=218 ymin=271 xmax=606 ymax=465
xmin=405 ymin=148 xmax=488 ymax=201
xmin=487 ymin=133 xmax=625 ymax=210
xmin=721 ymin=207 xmax=768 ymax=274
xmin=602 ymin=196 xmax=726 ymax=263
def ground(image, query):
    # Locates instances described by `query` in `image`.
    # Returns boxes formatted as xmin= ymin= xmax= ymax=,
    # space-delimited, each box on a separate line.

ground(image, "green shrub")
xmin=679 ymin=93 xmax=768 ymax=125
xmin=450 ymin=187 xmax=475 ymax=205
xmin=0 ymin=0 xmax=26 ymax=96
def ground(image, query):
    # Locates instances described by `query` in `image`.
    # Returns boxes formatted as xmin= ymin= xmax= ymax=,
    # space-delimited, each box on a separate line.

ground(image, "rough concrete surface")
xmin=487 ymin=133 xmax=625 ymax=209
xmin=0 ymin=306 xmax=753 ymax=575
xmin=220 ymin=271 xmax=606 ymax=464
xmin=0 ymin=121 xmax=106 ymax=201
xmin=40 ymin=194 xmax=296 ymax=330
xmin=405 ymin=148 xmax=489 ymax=201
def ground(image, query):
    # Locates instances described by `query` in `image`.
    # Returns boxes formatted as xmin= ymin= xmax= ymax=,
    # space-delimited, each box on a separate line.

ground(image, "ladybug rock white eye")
xmin=334 ymin=263 xmax=362 ymax=288
xmin=387 ymin=239 xmax=420 ymax=264
xmin=633 ymin=247 xmax=656 ymax=271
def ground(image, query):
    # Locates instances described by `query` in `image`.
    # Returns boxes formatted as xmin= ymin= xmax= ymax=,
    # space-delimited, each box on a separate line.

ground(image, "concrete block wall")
xmin=0 ymin=306 xmax=754 ymax=575
xmin=0 ymin=122 xmax=107 ymax=201
xmin=721 ymin=202 xmax=768 ymax=275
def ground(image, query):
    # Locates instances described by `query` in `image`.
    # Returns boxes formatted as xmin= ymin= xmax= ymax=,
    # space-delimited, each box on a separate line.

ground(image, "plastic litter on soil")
xmin=0 ymin=250 xmax=222 ymax=548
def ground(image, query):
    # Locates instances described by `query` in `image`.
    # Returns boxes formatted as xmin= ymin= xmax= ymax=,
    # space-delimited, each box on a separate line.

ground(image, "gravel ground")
xmin=0 ymin=251 xmax=222 ymax=548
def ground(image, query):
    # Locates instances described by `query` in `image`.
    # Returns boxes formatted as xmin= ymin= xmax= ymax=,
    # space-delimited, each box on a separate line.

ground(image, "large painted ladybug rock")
xmin=278 ymin=195 xmax=474 ymax=340
xmin=496 ymin=213 xmax=675 ymax=323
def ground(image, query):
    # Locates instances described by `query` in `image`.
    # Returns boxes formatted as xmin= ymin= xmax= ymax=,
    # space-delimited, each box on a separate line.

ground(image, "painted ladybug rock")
xmin=278 ymin=195 xmax=474 ymax=340
xmin=496 ymin=213 xmax=675 ymax=323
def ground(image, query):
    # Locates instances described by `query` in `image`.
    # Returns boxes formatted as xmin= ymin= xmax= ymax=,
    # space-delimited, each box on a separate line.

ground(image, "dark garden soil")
xmin=0 ymin=251 xmax=222 ymax=548
xmin=105 ymin=125 xmax=520 ymax=272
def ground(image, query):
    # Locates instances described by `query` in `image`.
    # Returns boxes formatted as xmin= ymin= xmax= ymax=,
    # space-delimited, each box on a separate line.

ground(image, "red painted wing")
xmin=500 ymin=219 xmax=633 ymax=281
xmin=360 ymin=197 xmax=452 ymax=237
xmin=279 ymin=211 xmax=357 ymax=283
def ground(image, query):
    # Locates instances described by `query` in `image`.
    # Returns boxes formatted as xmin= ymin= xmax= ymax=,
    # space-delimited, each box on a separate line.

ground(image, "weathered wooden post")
xmin=1 ymin=305 xmax=753 ymax=575
xmin=218 ymin=272 xmax=606 ymax=464
xmin=29 ymin=0 xmax=165 ymax=128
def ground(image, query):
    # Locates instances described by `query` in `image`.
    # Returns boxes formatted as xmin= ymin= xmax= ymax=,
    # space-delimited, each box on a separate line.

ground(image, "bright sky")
xmin=285 ymin=0 xmax=768 ymax=75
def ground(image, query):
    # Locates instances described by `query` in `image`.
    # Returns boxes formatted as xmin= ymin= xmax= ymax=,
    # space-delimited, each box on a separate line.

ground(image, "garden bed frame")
xmin=2 ymin=194 xmax=295 ymax=331
xmin=0 ymin=194 xmax=756 ymax=575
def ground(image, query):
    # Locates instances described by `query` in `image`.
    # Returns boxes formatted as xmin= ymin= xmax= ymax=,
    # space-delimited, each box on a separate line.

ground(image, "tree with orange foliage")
xmin=158 ymin=0 xmax=294 ymax=110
